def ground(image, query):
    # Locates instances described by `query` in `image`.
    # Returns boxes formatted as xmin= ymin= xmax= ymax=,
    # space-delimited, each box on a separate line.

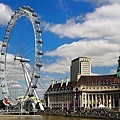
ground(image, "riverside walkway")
xmin=39 ymin=109 xmax=120 ymax=119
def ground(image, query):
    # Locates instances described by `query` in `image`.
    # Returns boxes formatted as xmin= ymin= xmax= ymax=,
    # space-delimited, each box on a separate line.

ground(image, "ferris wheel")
xmin=0 ymin=6 xmax=44 ymax=110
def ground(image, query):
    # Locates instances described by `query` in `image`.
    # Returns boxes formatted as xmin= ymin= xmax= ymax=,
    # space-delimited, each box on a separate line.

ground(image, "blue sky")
xmin=0 ymin=0 xmax=120 ymax=97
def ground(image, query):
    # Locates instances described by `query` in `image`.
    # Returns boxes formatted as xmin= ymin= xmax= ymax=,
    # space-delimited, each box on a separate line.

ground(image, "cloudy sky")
xmin=0 ymin=0 xmax=120 ymax=98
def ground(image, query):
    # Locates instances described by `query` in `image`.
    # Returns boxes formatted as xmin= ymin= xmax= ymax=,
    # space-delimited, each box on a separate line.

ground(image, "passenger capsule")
xmin=26 ymin=6 xmax=31 ymax=9
xmin=6 ymin=29 xmax=11 ymax=32
xmin=37 ymin=51 xmax=43 ymax=55
xmin=0 ymin=77 xmax=4 ymax=80
xmin=2 ymin=43 xmax=7 ymax=47
xmin=35 ymin=20 xmax=40 ymax=24
xmin=11 ymin=15 xmax=14 ymax=19
xmin=0 ymin=69 xmax=4 ymax=72
xmin=32 ymin=13 xmax=38 ymax=17
xmin=2 ymin=91 xmax=7 ymax=94
xmin=34 ymin=73 xmax=40 ymax=78
xmin=22 ymin=6 xmax=26 ymax=9
xmin=18 ymin=7 xmax=23 ymax=11
xmin=37 ymin=39 xmax=43 ymax=44
xmin=28 ymin=93 xmax=34 ymax=97
xmin=1 ymin=52 xmax=5 ymax=55
xmin=28 ymin=8 xmax=34 ymax=13
xmin=32 ymin=84 xmax=37 ymax=88
xmin=1 ymin=84 xmax=5 ymax=87
xmin=36 ymin=63 xmax=42 ymax=67
xmin=8 ymin=22 xmax=13 ymax=25
xmin=4 ymin=36 xmax=9 ymax=39
xmin=15 ymin=11 xmax=18 ymax=13
xmin=36 ymin=29 xmax=42 ymax=33
xmin=0 ymin=61 xmax=4 ymax=64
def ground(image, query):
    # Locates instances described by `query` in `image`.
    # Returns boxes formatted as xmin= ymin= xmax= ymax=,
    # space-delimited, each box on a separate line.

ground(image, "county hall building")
xmin=44 ymin=57 xmax=120 ymax=110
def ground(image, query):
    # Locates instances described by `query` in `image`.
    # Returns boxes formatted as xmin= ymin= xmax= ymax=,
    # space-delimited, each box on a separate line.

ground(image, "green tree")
xmin=0 ymin=100 xmax=5 ymax=108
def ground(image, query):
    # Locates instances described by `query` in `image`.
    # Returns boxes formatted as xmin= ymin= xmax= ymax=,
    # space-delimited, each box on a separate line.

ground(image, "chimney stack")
xmin=51 ymin=80 xmax=54 ymax=88
xmin=66 ymin=77 xmax=69 ymax=86
xmin=61 ymin=78 xmax=64 ymax=87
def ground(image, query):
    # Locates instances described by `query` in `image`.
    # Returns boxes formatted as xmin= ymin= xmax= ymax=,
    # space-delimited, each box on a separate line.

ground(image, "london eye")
xmin=0 ymin=6 xmax=44 ymax=111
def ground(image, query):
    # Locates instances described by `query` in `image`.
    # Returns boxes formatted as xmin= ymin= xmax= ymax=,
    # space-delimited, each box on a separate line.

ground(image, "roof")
xmin=71 ymin=56 xmax=90 ymax=63
xmin=46 ymin=74 xmax=120 ymax=92
xmin=77 ymin=74 xmax=120 ymax=86
xmin=47 ymin=81 xmax=76 ymax=91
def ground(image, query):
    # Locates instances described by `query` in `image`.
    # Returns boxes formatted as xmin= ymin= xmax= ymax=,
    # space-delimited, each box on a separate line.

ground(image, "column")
xmin=95 ymin=94 xmax=97 ymax=107
xmin=111 ymin=94 xmax=113 ymax=108
xmin=81 ymin=94 xmax=85 ymax=107
xmin=79 ymin=92 xmax=82 ymax=108
xmin=48 ymin=94 xmax=50 ymax=107
xmin=109 ymin=94 xmax=112 ymax=109
xmin=85 ymin=93 xmax=87 ymax=108
xmin=88 ymin=93 xmax=90 ymax=108
xmin=99 ymin=94 xmax=101 ymax=105
xmin=103 ymin=94 xmax=105 ymax=106
xmin=92 ymin=94 xmax=94 ymax=108
xmin=112 ymin=94 xmax=115 ymax=108
xmin=106 ymin=94 xmax=108 ymax=107
xmin=74 ymin=93 xmax=76 ymax=110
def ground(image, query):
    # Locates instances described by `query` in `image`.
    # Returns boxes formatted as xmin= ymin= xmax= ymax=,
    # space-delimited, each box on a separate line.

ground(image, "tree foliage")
xmin=0 ymin=100 xmax=5 ymax=108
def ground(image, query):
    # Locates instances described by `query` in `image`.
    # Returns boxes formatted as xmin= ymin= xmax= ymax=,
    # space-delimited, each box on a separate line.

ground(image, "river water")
xmin=0 ymin=115 xmax=105 ymax=120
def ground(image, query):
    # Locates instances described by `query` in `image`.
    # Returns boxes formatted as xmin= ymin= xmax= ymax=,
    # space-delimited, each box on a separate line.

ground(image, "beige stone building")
xmin=70 ymin=57 xmax=91 ymax=82
xmin=44 ymin=56 xmax=120 ymax=110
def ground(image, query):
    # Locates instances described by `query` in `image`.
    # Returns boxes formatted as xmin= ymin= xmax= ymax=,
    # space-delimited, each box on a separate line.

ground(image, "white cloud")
xmin=85 ymin=0 xmax=120 ymax=5
xmin=42 ymin=58 xmax=70 ymax=74
xmin=0 ymin=3 xmax=14 ymax=25
xmin=45 ymin=40 xmax=118 ymax=58
xmin=109 ymin=69 xmax=117 ymax=74
xmin=44 ymin=3 xmax=120 ymax=41
xmin=43 ymin=39 xmax=119 ymax=74
xmin=57 ymin=0 xmax=69 ymax=12
xmin=10 ymin=84 xmax=22 ymax=88
xmin=74 ymin=0 xmax=120 ymax=5
xmin=42 ymin=3 xmax=120 ymax=74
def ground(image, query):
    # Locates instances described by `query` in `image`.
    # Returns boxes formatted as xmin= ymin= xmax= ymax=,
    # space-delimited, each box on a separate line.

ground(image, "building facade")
xmin=44 ymin=56 xmax=120 ymax=111
xmin=44 ymin=77 xmax=76 ymax=109
xmin=44 ymin=75 xmax=120 ymax=110
xmin=70 ymin=57 xmax=91 ymax=82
